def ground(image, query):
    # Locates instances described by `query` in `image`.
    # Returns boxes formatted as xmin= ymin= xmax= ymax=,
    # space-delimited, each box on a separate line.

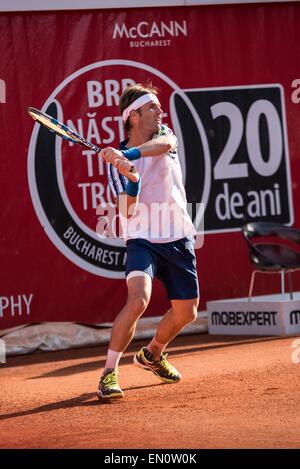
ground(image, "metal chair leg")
xmin=248 ymin=270 xmax=257 ymax=301
xmin=287 ymin=271 xmax=294 ymax=300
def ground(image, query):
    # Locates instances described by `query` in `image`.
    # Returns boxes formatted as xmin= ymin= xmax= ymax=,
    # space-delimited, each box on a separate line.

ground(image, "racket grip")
xmin=128 ymin=167 xmax=139 ymax=183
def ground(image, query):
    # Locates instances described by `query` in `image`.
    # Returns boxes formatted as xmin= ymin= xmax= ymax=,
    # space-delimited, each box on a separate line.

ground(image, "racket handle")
xmin=128 ymin=167 xmax=139 ymax=183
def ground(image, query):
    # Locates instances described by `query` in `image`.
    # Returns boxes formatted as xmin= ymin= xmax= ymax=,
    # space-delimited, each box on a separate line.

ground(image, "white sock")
xmin=104 ymin=349 xmax=123 ymax=372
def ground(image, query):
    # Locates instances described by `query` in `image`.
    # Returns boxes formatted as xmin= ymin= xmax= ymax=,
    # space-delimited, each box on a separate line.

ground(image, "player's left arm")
xmin=100 ymin=126 xmax=177 ymax=165
xmin=100 ymin=136 xmax=176 ymax=164
xmin=136 ymin=133 xmax=177 ymax=157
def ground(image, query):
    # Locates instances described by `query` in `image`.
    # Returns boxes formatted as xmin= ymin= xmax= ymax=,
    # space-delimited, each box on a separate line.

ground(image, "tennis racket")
xmin=27 ymin=107 xmax=135 ymax=173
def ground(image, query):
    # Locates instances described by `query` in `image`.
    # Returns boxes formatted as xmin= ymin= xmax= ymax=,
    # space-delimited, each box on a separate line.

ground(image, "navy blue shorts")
xmin=125 ymin=237 xmax=199 ymax=300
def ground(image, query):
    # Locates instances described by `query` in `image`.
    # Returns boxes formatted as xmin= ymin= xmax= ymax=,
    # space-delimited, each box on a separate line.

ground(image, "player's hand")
xmin=100 ymin=147 xmax=126 ymax=165
xmin=114 ymin=158 xmax=140 ymax=183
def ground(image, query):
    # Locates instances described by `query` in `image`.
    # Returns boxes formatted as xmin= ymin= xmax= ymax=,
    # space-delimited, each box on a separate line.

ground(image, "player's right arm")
xmin=107 ymin=158 xmax=140 ymax=219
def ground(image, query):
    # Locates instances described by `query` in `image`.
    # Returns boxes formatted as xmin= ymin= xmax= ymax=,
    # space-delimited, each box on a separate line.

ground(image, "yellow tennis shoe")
xmin=134 ymin=347 xmax=181 ymax=383
xmin=98 ymin=369 xmax=124 ymax=400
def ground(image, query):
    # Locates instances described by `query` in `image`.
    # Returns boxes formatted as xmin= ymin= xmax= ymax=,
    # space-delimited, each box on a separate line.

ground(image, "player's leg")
xmin=109 ymin=273 xmax=152 ymax=353
xmin=98 ymin=273 xmax=152 ymax=400
xmin=134 ymin=237 xmax=199 ymax=383
xmin=98 ymin=239 xmax=156 ymax=400
xmin=147 ymin=298 xmax=199 ymax=358
xmin=133 ymin=298 xmax=198 ymax=383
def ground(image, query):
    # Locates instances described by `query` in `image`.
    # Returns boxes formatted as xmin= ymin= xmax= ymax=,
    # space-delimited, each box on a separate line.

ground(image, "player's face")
xmin=139 ymin=101 xmax=163 ymax=134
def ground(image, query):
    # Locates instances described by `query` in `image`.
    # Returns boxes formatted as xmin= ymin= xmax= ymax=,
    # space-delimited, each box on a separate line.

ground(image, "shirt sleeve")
xmin=106 ymin=162 xmax=127 ymax=198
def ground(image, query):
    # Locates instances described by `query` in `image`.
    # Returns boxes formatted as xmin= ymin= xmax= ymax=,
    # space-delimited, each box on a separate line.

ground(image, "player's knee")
xmin=183 ymin=305 xmax=198 ymax=325
xmin=187 ymin=308 xmax=198 ymax=324
xmin=127 ymin=295 xmax=149 ymax=314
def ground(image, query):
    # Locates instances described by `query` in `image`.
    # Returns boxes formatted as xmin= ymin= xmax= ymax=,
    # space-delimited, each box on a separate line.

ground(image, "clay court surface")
xmin=0 ymin=334 xmax=299 ymax=449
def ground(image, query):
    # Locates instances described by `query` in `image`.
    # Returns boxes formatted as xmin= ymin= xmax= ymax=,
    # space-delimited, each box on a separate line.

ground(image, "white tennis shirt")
xmin=107 ymin=125 xmax=196 ymax=243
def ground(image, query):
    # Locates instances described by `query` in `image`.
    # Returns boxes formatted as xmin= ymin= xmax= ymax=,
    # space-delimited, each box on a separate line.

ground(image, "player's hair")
xmin=119 ymin=81 xmax=160 ymax=133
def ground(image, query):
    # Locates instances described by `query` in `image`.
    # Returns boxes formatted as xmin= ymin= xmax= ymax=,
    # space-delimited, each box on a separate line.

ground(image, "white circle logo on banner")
xmin=28 ymin=59 xmax=210 ymax=278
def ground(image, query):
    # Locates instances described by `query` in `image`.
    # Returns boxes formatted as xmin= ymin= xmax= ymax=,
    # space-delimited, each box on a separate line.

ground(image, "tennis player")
xmin=98 ymin=83 xmax=199 ymax=399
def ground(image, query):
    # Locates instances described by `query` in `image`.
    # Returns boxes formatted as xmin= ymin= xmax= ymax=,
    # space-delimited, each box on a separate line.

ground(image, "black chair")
xmin=241 ymin=222 xmax=300 ymax=301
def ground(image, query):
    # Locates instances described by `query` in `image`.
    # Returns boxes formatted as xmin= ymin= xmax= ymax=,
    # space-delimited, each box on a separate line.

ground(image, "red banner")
xmin=1 ymin=3 xmax=300 ymax=329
